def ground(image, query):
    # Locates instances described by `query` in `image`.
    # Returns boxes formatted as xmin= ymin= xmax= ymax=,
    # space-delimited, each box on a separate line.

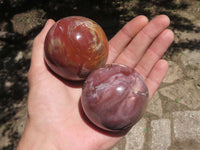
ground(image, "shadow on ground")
xmin=129 ymin=0 xmax=200 ymax=57
xmin=0 ymin=0 xmax=199 ymax=149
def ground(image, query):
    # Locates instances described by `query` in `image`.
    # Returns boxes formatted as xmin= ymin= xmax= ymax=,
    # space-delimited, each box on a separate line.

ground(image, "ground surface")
xmin=0 ymin=0 xmax=200 ymax=150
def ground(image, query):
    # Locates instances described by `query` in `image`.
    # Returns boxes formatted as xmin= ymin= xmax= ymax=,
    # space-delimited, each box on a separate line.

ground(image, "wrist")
xmin=17 ymin=117 xmax=115 ymax=150
xmin=17 ymin=119 xmax=58 ymax=150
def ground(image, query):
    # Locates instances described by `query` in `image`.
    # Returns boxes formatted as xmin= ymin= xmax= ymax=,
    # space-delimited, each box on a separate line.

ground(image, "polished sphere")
xmin=44 ymin=16 xmax=108 ymax=81
xmin=81 ymin=64 xmax=149 ymax=132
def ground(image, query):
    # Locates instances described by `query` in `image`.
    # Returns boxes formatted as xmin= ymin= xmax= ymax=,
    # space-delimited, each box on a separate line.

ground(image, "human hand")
xmin=17 ymin=15 xmax=174 ymax=150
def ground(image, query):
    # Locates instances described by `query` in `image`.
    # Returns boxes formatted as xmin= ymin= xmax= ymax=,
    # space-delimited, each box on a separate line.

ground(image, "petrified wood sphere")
xmin=44 ymin=16 xmax=108 ymax=80
xmin=81 ymin=64 xmax=149 ymax=132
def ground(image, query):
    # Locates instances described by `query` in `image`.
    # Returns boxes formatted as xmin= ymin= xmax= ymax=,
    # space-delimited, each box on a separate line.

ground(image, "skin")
xmin=17 ymin=15 xmax=174 ymax=150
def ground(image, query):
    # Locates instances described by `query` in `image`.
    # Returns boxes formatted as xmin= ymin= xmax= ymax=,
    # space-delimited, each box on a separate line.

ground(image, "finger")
xmin=135 ymin=29 xmax=174 ymax=78
xmin=107 ymin=15 xmax=148 ymax=63
xmin=31 ymin=19 xmax=55 ymax=69
xmin=115 ymin=15 xmax=170 ymax=67
xmin=145 ymin=59 xmax=168 ymax=99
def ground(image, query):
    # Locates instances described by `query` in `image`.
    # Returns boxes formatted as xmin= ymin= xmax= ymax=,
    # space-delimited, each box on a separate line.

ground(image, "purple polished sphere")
xmin=81 ymin=64 xmax=149 ymax=132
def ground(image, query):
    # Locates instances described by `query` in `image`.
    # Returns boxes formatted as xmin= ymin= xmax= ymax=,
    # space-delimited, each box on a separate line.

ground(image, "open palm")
xmin=18 ymin=15 xmax=174 ymax=150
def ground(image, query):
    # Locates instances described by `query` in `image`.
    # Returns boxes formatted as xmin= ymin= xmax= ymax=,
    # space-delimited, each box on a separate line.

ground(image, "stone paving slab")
xmin=163 ymin=61 xmax=184 ymax=84
xmin=172 ymin=111 xmax=200 ymax=143
xmin=181 ymin=50 xmax=200 ymax=68
xmin=159 ymin=79 xmax=200 ymax=109
xmin=125 ymin=118 xmax=146 ymax=150
xmin=110 ymin=118 xmax=147 ymax=150
xmin=146 ymin=92 xmax=163 ymax=118
xmin=181 ymin=50 xmax=200 ymax=81
xmin=151 ymin=119 xmax=171 ymax=150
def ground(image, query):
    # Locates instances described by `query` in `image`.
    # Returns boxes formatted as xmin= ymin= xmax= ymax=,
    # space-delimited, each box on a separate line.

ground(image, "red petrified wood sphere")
xmin=81 ymin=64 xmax=149 ymax=132
xmin=44 ymin=16 xmax=108 ymax=80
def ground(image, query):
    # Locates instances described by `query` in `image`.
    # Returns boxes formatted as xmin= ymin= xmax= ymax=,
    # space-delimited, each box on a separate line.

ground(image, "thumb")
xmin=30 ymin=19 xmax=55 ymax=70
xmin=28 ymin=19 xmax=55 ymax=86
